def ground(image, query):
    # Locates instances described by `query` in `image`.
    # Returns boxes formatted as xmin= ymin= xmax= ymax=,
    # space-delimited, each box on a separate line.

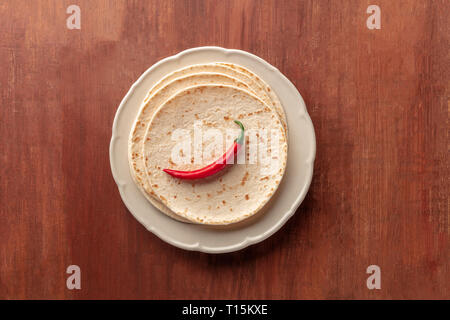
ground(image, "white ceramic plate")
xmin=110 ymin=47 xmax=316 ymax=253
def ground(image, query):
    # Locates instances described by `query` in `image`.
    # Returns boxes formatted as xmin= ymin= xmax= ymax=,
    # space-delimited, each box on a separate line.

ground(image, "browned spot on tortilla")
xmin=245 ymin=194 xmax=249 ymax=200
xmin=241 ymin=171 xmax=249 ymax=186
xmin=186 ymin=90 xmax=190 ymax=94
xmin=222 ymin=200 xmax=226 ymax=205
xmin=264 ymin=107 xmax=271 ymax=112
xmin=207 ymin=193 xmax=211 ymax=198
xmin=197 ymin=195 xmax=201 ymax=198
xmin=224 ymin=116 xmax=230 ymax=121
xmin=152 ymin=184 xmax=158 ymax=188
xmin=173 ymin=195 xmax=177 ymax=199
xmin=238 ymin=114 xmax=244 ymax=119
xmin=190 ymin=157 xmax=194 ymax=164
xmin=267 ymin=87 xmax=271 ymax=92
xmin=133 ymin=137 xmax=140 ymax=142
xmin=203 ymin=121 xmax=215 ymax=127
xmin=217 ymin=190 xmax=223 ymax=195
xmin=260 ymin=176 xmax=269 ymax=181
xmin=157 ymin=166 xmax=161 ymax=170
xmin=159 ymin=195 xmax=166 ymax=202
xmin=219 ymin=178 xmax=223 ymax=182
xmin=247 ymin=112 xmax=253 ymax=116
xmin=191 ymin=183 xmax=195 ymax=188
xmin=185 ymin=197 xmax=191 ymax=201
xmin=167 ymin=131 xmax=171 ymax=135
xmin=146 ymin=137 xmax=150 ymax=141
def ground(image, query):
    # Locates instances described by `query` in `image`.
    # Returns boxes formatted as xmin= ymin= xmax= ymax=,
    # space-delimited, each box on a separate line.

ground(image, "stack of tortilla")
xmin=128 ymin=63 xmax=288 ymax=225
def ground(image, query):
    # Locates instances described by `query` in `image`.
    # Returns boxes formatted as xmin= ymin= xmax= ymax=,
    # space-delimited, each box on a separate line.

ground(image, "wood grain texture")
xmin=0 ymin=0 xmax=448 ymax=299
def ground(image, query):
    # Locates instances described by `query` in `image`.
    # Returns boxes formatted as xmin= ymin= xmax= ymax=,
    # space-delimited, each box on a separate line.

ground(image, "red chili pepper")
xmin=163 ymin=120 xmax=245 ymax=180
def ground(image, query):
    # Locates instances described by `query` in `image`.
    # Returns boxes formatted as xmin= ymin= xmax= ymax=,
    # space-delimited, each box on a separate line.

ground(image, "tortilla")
xmin=129 ymin=63 xmax=288 ymax=223
xmin=143 ymin=85 xmax=287 ymax=225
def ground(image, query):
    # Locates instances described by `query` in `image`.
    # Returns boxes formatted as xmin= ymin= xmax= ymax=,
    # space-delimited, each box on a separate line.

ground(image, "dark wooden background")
xmin=0 ymin=0 xmax=448 ymax=299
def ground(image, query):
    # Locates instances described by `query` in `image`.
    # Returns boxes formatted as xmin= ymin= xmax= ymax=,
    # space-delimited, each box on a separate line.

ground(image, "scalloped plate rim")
xmin=109 ymin=46 xmax=316 ymax=253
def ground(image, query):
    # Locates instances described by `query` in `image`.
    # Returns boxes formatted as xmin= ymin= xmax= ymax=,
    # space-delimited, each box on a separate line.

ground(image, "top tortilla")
xmin=143 ymin=84 xmax=287 ymax=225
